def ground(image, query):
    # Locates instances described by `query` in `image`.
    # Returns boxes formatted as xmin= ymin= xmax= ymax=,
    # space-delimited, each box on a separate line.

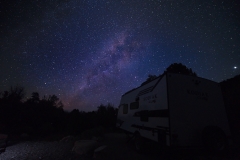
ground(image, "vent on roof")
xmin=137 ymin=86 xmax=154 ymax=97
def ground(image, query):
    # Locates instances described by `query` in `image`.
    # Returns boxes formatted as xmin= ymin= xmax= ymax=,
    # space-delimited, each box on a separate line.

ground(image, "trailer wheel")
xmin=0 ymin=134 xmax=8 ymax=153
xmin=125 ymin=132 xmax=134 ymax=143
xmin=134 ymin=133 xmax=145 ymax=153
xmin=202 ymin=126 xmax=227 ymax=153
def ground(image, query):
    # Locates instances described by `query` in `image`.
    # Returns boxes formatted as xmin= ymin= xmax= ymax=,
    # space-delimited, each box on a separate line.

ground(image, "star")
xmin=0 ymin=0 xmax=239 ymax=111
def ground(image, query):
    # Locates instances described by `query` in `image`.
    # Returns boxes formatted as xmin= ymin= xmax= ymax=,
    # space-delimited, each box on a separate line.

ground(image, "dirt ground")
xmin=0 ymin=132 xmax=239 ymax=160
xmin=96 ymin=132 xmax=239 ymax=160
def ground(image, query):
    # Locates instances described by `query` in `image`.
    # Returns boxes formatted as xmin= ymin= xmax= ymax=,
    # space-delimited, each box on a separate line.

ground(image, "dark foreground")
xmin=0 ymin=132 xmax=239 ymax=160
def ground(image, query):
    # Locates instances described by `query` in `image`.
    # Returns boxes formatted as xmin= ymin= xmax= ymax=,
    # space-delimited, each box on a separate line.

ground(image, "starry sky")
xmin=1 ymin=0 xmax=240 ymax=111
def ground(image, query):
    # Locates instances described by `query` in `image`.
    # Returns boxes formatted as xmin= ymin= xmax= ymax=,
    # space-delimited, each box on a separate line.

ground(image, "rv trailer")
xmin=117 ymin=73 xmax=231 ymax=151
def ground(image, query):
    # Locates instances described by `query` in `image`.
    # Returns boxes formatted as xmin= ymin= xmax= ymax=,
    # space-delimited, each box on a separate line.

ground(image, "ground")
xmin=0 ymin=132 xmax=239 ymax=160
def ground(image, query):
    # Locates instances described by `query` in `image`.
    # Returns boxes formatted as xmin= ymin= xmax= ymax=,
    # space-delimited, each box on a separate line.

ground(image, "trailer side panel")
xmin=167 ymin=73 xmax=231 ymax=147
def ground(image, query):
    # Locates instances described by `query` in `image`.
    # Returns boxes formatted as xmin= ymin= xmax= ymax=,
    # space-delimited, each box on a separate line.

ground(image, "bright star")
xmin=234 ymin=66 xmax=237 ymax=69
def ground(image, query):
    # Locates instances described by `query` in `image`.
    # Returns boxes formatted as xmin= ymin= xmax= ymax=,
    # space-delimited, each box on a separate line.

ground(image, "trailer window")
xmin=130 ymin=101 xmax=139 ymax=110
xmin=122 ymin=104 xmax=128 ymax=114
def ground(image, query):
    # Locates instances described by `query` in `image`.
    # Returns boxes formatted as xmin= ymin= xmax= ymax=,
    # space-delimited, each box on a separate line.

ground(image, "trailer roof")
xmin=121 ymin=72 xmax=218 ymax=97
xmin=122 ymin=73 xmax=165 ymax=96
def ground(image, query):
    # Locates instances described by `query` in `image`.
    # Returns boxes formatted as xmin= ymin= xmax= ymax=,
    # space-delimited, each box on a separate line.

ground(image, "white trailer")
xmin=117 ymin=73 xmax=231 ymax=151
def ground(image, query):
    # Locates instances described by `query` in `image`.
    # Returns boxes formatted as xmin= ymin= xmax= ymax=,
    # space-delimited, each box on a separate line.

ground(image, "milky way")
xmin=67 ymin=29 xmax=148 ymax=110
xmin=1 ymin=0 xmax=240 ymax=111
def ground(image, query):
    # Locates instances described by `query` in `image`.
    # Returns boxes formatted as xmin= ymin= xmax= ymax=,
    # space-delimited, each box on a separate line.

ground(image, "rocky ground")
xmin=0 ymin=132 xmax=239 ymax=160
xmin=0 ymin=140 xmax=76 ymax=160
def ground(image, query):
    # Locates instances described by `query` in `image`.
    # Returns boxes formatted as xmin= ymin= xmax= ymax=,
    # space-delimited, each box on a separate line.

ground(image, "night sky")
xmin=1 ymin=0 xmax=240 ymax=111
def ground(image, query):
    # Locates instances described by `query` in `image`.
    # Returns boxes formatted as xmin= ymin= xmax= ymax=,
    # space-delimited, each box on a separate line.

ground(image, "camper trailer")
xmin=117 ymin=73 xmax=231 ymax=151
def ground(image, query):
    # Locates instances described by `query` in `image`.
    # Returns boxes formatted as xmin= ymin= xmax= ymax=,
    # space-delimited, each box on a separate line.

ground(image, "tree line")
xmin=0 ymin=87 xmax=117 ymax=137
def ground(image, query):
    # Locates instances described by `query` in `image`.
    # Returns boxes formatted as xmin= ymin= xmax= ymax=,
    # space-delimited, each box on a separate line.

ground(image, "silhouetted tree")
xmin=0 ymin=85 xmax=121 ymax=137
xmin=40 ymin=94 xmax=63 ymax=109
xmin=165 ymin=63 xmax=197 ymax=76
xmin=30 ymin=92 xmax=40 ymax=103
xmin=0 ymin=86 xmax=26 ymax=134
xmin=141 ymin=63 xmax=197 ymax=86
xmin=96 ymin=103 xmax=117 ymax=128
xmin=97 ymin=104 xmax=107 ymax=114
xmin=0 ymin=86 xmax=25 ymax=104
xmin=65 ymin=109 xmax=84 ymax=134
xmin=141 ymin=74 xmax=158 ymax=86
xmin=48 ymin=95 xmax=59 ymax=106
xmin=1 ymin=91 xmax=9 ymax=101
